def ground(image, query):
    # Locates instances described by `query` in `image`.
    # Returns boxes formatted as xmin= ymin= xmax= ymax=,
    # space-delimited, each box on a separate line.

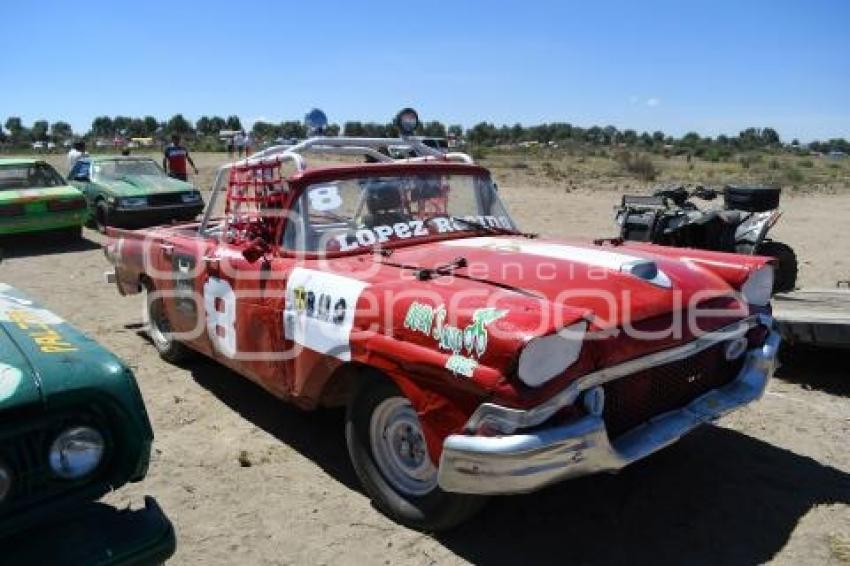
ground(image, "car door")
xmin=196 ymin=239 xmax=294 ymax=399
xmin=156 ymin=232 xmax=219 ymax=357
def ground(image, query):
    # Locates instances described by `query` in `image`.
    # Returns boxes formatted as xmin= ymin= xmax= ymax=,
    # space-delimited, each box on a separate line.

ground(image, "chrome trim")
xmin=438 ymin=326 xmax=780 ymax=495
xmin=463 ymin=315 xmax=766 ymax=434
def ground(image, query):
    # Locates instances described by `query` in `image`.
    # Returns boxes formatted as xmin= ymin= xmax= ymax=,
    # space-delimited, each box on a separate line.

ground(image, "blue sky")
xmin=2 ymin=0 xmax=848 ymax=141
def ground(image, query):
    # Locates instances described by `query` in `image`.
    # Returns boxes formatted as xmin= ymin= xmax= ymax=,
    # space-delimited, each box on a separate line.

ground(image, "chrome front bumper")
xmin=437 ymin=322 xmax=781 ymax=495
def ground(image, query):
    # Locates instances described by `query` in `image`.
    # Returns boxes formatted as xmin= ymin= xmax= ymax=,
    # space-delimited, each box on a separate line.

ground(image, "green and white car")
xmin=69 ymin=156 xmax=204 ymax=233
xmin=0 ymin=159 xmax=87 ymax=238
xmin=0 ymin=283 xmax=175 ymax=564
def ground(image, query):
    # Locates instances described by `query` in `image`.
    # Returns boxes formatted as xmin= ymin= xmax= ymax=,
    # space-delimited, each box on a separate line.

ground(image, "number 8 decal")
xmin=308 ymin=185 xmax=342 ymax=211
xmin=203 ymin=277 xmax=237 ymax=357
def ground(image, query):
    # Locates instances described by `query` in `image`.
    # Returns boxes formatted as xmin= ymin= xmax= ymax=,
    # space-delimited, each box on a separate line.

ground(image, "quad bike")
xmin=615 ymin=184 xmax=798 ymax=292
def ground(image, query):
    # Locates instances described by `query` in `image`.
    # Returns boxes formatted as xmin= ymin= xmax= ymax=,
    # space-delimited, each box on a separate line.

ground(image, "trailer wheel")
xmin=757 ymin=240 xmax=798 ymax=293
xmin=346 ymin=378 xmax=486 ymax=531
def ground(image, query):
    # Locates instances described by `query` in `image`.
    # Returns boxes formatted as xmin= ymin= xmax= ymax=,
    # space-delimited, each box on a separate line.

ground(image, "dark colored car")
xmin=69 ymin=155 xmax=204 ymax=233
xmin=0 ymin=283 xmax=175 ymax=564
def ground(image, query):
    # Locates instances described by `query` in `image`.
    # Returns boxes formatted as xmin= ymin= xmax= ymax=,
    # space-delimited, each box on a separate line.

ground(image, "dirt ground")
xmin=2 ymin=152 xmax=849 ymax=565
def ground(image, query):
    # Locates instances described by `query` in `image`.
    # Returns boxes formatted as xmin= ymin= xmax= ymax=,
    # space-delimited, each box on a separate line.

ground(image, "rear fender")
xmin=104 ymin=227 xmax=149 ymax=295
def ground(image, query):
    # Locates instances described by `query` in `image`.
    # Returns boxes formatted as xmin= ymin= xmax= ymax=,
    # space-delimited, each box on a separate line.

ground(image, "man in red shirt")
xmin=162 ymin=135 xmax=198 ymax=181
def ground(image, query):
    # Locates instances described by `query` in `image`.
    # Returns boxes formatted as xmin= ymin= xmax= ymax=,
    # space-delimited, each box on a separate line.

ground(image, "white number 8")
xmin=308 ymin=185 xmax=342 ymax=211
xmin=203 ymin=277 xmax=237 ymax=358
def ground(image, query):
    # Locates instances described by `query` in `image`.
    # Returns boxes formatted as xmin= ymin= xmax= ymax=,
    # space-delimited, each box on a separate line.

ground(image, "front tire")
xmin=346 ymin=378 xmax=487 ymax=531
xmin=145 ymin=284 xmax=191 ymax=363
xmin=95 ymin=200 xmax=110 ymax=234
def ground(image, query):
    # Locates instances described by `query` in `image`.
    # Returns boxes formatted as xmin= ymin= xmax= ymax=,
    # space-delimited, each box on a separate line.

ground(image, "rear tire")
xmin=756 ymin=240 xmax=798 ymax=293
xmin=145 ymin=283 xmax=192 ymax=364
xmin=345 ymin=377 xmax=487 ymax=531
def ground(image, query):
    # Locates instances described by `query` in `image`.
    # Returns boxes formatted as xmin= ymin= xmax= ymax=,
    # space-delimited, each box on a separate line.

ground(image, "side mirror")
xmin=242 ymin=238 xmax=271 ymax=264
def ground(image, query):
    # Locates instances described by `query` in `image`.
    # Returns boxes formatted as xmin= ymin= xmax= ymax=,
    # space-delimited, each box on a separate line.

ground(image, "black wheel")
xmin=756 ymin=240 xmax=798 ymax=293
xmin=346 ymin=377 xmax=487 ymax=531
xmin=145 ymin=283 xmax=191 ymax=363
xmin=95 ymin=200 xmax=110 ymax=234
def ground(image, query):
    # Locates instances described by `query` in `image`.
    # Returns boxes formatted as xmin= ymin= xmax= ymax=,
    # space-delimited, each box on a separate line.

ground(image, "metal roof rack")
xmin=201 ymin=109 xmax=473 ymax=232
xmin=235 ymin=135 xmax=473 ymax=171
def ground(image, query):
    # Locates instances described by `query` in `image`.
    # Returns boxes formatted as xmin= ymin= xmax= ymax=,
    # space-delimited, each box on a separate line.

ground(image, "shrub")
xmin=614 ymin=151 xmax=658 ymax=181
xmin=541 ymin=161 xmax=565 ymax=181
xmin=785 ymin=167 xmax=804 ymax=184
xmin=768 ymin=158 xmax=781 ymax=170
xmin=798 ymin=159 xmax=814 ymax=168
xmin=470 ymin=146 xmax=487 ymax=160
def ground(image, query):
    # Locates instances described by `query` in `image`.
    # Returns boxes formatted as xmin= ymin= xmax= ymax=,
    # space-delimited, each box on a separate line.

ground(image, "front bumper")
xmin=4 ymin=496 xmax=175 ymax=565
xmin=438 ymin=321 xmax=781 ymax=495
xmin=107 ymin=202 xmax=204 ymax=228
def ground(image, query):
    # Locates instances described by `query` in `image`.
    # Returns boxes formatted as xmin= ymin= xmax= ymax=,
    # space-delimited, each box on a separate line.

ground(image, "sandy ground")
xmin=1 ymin=152 xmax=849 ymax=565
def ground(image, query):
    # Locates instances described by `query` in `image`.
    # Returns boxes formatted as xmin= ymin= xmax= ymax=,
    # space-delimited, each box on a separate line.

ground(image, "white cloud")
xmin=646 ymin=98 xmax=661 ymax=107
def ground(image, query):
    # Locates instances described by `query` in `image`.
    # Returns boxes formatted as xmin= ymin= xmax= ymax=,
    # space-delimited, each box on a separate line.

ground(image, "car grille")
xmin=601 ymin=343 xmax=745 ymax=439
xmin=147 ymin=193 xmax=185 ymax=207
xmin=0 ymin=411 xmax=110 ymax=514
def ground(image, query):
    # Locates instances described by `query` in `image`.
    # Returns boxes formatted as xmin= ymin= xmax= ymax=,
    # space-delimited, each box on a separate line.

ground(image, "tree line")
xmin=2 ymin=114 xmax=848 ymax=155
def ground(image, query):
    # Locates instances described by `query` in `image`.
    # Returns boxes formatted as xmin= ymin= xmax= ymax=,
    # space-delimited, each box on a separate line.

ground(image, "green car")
xmin=0 ymin=283 xmax=175 ymax=564
xmin=68 ymin=156 xmax=204 ymax=233
xmin=0 ymin=158 xmax=87 ymax=238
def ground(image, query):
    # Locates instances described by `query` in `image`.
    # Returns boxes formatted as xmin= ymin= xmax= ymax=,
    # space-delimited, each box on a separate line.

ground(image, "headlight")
xmin=48 ymin=426 xmax=105 ymax=479
xmin=119 ymin=197 xmax=148 ymax=208
xmin=518 ymin=321 xmax=587 ymax=387
xmin=180 ymin=191 xmax=201 ymax=203
xmin=0 ymin=462 xmax=11 ymax=503
xmin=740 ymin=265 xmax=774 ymax=306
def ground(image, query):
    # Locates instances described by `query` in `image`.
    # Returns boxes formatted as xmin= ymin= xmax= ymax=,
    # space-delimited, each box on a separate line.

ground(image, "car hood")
xmin=333 ymin=235 xmax=766 ymax=406
xmin=0 ymin=284 xmax=133 ymax=412
xmin=0 ymin=323 xmax=42 ymax=410
xmin=96 ymin=174 xmax=192 ymax=197
xmin=0 ymin=185 xmax=83 ymax=205
xmin=379 ymin=236 xmax=754 ymax=330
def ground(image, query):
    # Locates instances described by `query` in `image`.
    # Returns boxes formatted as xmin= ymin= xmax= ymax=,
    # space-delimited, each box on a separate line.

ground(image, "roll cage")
xmin=199 ymin=134 xmax=475 ymax=237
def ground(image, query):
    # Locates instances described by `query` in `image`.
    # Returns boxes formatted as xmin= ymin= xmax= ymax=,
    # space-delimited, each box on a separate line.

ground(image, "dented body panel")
xmin=105 ymin=159 xmax=776 ymax=478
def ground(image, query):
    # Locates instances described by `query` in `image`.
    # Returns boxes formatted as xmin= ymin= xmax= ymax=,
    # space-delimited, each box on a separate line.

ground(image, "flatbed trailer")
xmin=772 ymin=289 xmax=850 ymax=349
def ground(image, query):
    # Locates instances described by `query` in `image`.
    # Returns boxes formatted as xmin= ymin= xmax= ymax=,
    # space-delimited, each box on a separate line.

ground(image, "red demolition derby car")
xmin=104 ymin=109 xmax=781 ymax=530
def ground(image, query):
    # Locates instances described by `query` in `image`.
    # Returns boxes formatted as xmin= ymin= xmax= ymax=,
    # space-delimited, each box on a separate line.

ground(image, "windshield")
xmin=285 ymin=173 xmax=517 ymax=252
xmin=92 ymin=159 xmax=163 ymax=179
xmin=0 ymin=162 xmax=66 ymax=191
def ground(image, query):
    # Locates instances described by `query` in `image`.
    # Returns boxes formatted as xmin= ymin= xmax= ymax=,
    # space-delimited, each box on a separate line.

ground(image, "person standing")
xmin=162 ymin=134 xmax=198 ymax=181
xmin=66 ymin=140 xmax=87 ymax=172
xmin=234 ymin=130 xmax=246 ymax=158
xmin=244 ymin=132 xmax=254 ymax=157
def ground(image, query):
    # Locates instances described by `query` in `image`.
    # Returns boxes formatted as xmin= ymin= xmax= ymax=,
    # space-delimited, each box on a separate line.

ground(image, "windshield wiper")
xmin=447 ymin=215 xmax=535 ymax=238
